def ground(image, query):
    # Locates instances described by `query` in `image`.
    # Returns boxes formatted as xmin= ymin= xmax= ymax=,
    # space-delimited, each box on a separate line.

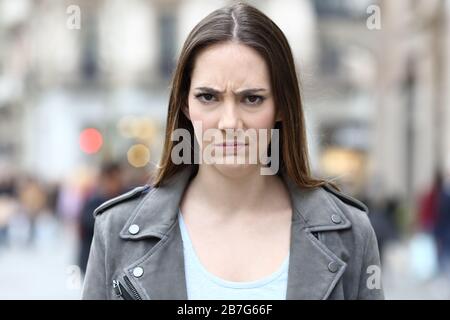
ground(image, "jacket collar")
xmin=120 ymin=165 xmax=352 ymax=299
xmin=119 ymin=166 xmax=196 ymax=240
xmin=120 ymin=165 xmax=351 ymax=240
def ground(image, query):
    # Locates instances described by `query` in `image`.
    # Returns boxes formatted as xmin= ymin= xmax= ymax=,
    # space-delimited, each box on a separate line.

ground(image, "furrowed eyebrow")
xmin=194 ymin=87 xmax=269 ymax=95
xmin=235 ymin=88 xmax=268 ymax=95
xmin=194 ymin=87 xmax=224 ymax=95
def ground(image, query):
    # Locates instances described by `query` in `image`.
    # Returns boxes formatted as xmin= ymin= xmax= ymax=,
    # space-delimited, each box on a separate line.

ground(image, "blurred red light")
xmin=79 ymin=128 xmax=103 ymax=154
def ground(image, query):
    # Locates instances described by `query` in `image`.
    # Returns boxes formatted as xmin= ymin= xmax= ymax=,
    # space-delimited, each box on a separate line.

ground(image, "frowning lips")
xmin=213 ymin=141 xmax=248 ymax=147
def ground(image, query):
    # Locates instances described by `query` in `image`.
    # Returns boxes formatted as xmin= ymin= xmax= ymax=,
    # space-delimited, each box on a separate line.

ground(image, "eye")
xmin=244 ymin=95 xmax=265 ymax=105
xmin=195 ymin=93 xmax=217 ymax=104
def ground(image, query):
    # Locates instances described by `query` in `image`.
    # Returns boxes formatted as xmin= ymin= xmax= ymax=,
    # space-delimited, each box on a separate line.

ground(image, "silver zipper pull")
xmin=112 ymin=279 xmax=122 ymax=297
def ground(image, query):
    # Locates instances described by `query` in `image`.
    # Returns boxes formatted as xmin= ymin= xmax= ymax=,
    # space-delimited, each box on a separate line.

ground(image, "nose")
xmin=217 ymin=100 xmax=243 ymax=130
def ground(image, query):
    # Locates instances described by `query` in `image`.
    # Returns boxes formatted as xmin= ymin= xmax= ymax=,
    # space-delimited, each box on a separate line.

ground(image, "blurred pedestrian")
xmin=78 ymin=162 xmax=125 ymax=275
xmin=365 ymin=196 xmax=400 ymax=263
xmin=418 ymin=171 xmax=443 ymax=233
xmin=15 ymin=176 xmax=48 ymax=246
xmin=435 ymin=173 xmax=450 ymax=274
xmin=0 ymin=172 xmax=17 ymax=247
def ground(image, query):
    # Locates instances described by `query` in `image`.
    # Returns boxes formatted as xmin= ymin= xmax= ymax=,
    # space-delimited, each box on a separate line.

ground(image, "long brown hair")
xmin=152 ymin=2 xmax=329 ymax=190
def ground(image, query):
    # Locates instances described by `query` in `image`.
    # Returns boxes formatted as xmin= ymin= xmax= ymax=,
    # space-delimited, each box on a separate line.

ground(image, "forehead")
xmin=190 ymin=42 xmax=270 ymax=88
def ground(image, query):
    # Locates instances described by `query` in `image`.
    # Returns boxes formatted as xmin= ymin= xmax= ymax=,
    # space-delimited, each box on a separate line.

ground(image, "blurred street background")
xmin=1 ymin=0 xmax=450 ymax=299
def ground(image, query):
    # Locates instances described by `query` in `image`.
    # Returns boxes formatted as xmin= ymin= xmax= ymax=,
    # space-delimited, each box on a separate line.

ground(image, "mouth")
xmin=214 ymin=142 xmax=248 ymax=147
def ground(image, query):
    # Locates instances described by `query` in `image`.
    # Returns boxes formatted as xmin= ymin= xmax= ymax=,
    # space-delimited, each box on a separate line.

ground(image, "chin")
xmin=213 ymin=162 xmax=260 ymax=179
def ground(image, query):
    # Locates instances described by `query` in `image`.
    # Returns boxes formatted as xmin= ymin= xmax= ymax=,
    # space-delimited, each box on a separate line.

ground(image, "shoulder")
xmin=321 ymin=184 xmax=368 ymax=213
xmin=93 ymin=185 xmax=152 ymax=220
xmin=321 ymin=184 xmax=374 ymax=235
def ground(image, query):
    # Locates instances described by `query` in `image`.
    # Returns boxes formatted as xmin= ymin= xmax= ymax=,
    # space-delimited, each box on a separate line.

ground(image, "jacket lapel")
xmin=283 ymin=175 xmax=351 ymax=299
xmin=122 ymin=220 xmax=188 ymax=299
xmin=286 ymin=221 xmax=347 ymax=299
xmin=120 ymin=166 xmax=352 ymax=300
xmin=118 ymin=166 xmax=194 ymax=299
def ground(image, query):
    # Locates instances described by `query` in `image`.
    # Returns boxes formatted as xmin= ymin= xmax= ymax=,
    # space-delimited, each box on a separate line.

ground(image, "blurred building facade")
xmin=308 ymin=0 xmax=450 ymax=220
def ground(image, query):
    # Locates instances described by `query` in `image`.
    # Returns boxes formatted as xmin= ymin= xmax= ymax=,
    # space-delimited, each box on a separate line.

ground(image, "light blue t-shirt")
xmin=178 ymin=210 xmax=289 ymax=300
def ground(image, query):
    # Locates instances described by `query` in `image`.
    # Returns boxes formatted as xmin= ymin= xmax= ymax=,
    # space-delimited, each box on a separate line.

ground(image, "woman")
xmin=82 ymin=2 xmax=384 ymax=300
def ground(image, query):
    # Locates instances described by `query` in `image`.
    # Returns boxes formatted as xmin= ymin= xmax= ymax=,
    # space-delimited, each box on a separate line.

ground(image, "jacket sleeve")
xmin=81 ymin=214 xmax=107 ymax=300
xmin=357 ymin=219 xmax=385 ymax=299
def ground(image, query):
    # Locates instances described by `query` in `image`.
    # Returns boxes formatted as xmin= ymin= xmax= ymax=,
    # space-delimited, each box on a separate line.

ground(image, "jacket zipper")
xmin=112 ymin=277 xmax=143 ymax=300
xmin=123 ymin=275 xmax=143 ymax=300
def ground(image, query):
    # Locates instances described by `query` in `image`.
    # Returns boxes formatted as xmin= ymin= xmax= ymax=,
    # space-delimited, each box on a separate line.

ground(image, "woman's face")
xmin=186 ymin=41 xmax=279 ymax=176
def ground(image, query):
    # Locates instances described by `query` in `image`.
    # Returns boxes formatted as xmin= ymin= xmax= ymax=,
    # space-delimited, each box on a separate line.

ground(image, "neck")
xmin=187 ymin=164 xmax=283 ymax=216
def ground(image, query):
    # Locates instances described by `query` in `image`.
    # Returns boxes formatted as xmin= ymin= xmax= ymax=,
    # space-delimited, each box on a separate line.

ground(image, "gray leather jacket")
xmin=81 ymin=166 xmax=384 ymax=300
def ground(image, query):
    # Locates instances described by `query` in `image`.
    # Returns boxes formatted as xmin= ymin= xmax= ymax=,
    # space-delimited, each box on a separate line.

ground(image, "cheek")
xmin=188 ymin=96 xmax=209 ymax=121
xmin=189 ymin=107 xmax=215 ymax=127
xmin=187 ymin=97 xmax=216 ymax=143
xmin=245 ymin=104 xmax=277 ymax=130
xmin=247 ymin=104 xmax=278 ymax=147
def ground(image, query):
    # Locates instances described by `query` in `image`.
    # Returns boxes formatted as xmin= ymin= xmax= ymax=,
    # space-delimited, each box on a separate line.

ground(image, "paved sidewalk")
xmin=0 ymin=217 xmax=82 ymax=300
xmin=382 ymin=239 xmax=450 ymax=299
